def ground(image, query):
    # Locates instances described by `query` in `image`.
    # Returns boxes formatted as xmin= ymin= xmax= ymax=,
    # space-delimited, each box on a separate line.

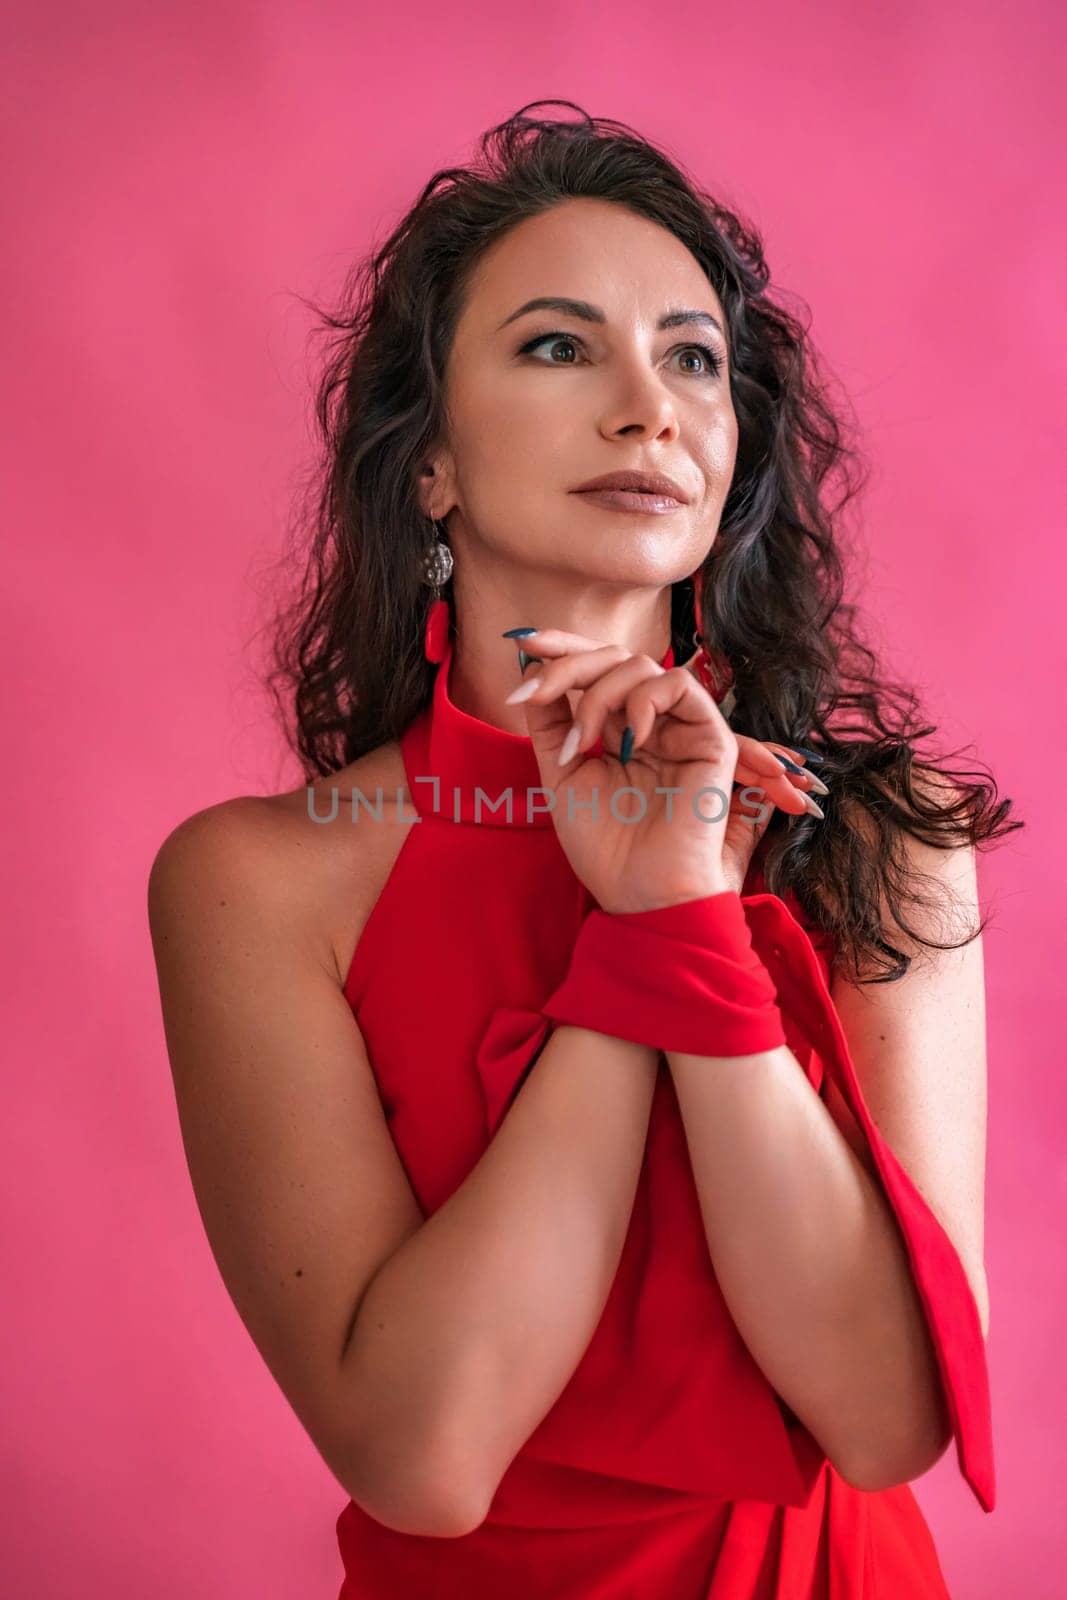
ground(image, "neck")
xmin=445 ymin=601 xmax=675 ymax=737
xmin=405 ymin=628 xmax=677 ymax=830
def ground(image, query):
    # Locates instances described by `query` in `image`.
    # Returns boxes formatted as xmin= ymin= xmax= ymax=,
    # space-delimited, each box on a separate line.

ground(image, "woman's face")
xmin=428 ymin=197 xmax=738 ymax=595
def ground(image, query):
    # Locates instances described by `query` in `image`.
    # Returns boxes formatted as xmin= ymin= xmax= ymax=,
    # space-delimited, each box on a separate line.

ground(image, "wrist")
xmin=541 ymin=892 xmax=786 ymax=1058
xmin=602 ymin=880 xmax=734 ymax=916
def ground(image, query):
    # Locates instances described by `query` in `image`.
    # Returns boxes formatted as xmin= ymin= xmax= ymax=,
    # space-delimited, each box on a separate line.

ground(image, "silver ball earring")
xmin=421 ymin=517 xmax=454 ymax=590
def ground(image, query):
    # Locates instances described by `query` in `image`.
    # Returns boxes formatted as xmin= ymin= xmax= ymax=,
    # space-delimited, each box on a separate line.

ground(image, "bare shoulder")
xmin=148 ymin=741 xmax=415 ymax=988
xmin=838 ymin=765 xmax=981 ymax=964
xmin=145 ymin=742 xmax=448 ymax=1519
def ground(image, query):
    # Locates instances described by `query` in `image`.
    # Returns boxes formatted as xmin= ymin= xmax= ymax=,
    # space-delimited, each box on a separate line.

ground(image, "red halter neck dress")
xmin=334 ymin=628 xmax=994 ymax=1599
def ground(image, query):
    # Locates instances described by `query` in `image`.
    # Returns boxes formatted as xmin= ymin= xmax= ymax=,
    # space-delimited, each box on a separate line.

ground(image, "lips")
xmin=572 ymin=470 xmax=690 ymax=503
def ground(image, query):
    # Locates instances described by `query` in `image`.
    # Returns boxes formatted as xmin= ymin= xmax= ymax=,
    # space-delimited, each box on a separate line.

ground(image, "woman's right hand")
xmin=503 ymin=627 xmax=817 ymax=915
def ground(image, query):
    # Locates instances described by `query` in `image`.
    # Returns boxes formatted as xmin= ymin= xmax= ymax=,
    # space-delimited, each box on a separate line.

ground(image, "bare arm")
xmin=148 ymin=799 xmax=658 ymax=1540
xmin=341 ymin=1020 xmax=658 ymax=1532
xmin=666 ymin=831 xmax=989 ymax=1493
xmin=667 ymin=1042 xmax=952 ymax=1490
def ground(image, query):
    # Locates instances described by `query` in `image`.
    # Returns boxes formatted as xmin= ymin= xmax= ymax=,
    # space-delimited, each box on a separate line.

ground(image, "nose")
xmin=599 ymin=357 xmax=681 ymax=442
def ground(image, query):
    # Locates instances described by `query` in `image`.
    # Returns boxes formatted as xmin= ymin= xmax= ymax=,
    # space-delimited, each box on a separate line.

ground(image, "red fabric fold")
xmin=467 ymin=887 xmax=994 ymax=1515
xmin=740 ymin=893 xmax=996 ymax=1514
xmin=540 ymin=889 xmax=787 ymax=1056
xmin=536 ymin=887 xmax=996 ymax=1513
xmin=474 ymin=1005 xmax=554 ymax=1137
xmin=470 ymin=1004 xmax=820 ymax=1507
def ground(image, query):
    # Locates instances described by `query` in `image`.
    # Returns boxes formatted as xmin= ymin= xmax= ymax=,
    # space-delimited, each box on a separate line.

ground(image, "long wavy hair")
xmin=261 ymin=99 xmax=1022 ymax=985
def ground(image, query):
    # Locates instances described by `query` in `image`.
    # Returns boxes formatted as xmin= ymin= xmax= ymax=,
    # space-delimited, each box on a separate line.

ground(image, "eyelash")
xmin=518 ymin=330 xmax=726 ymax=378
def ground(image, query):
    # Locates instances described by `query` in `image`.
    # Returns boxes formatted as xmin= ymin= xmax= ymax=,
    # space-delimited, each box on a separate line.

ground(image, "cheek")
xmin=464 ymin=383 xmax=567 ymax=476
xmin=696 ymin=409 xmax=738 ymax=488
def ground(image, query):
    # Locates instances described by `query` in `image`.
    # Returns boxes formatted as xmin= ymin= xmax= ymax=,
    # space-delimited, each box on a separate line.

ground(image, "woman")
xmin=149 ymin=102 xmax=1020 ymax=1596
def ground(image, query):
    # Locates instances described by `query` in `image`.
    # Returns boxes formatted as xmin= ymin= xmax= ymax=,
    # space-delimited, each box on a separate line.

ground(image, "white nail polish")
xmin=558 ymin=723 xmax=581 ymax=766
xmin=505 ymin=677 xmax=542 ymax=704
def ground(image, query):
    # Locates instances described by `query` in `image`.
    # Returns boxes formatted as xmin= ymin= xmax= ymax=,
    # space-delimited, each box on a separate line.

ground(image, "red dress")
xmin=334 ymin=631 xmax=994 ymax=1598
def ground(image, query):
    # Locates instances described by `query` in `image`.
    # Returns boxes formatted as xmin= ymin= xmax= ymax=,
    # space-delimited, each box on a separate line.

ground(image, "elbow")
xmin=336 ymin=1326 xmax=493 ymax=1537
xmin=833 ymin=1273 xmax=989 ymax=1495
xmin=834 ymin=1444 xmax=945 ymax=1495
xmin=341 ymin=1432 xmax=491 ymax=1540
xmin=832 ymin=1416 xmax=954 ymax=1495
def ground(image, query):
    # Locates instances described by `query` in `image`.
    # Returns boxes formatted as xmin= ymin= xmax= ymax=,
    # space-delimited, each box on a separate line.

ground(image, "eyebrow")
xmin=496 ymin=296 xmax=727 ymax=344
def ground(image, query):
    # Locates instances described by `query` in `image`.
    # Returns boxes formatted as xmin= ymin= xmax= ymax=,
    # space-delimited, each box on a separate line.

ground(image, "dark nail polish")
xmin=619 ymin=725 xmax=634 ymax=766
xmin=791 ymin=745 xmax=825 ymax=766
xmin=773 ymin=752 xmax=807 ymax=777
xmin=774 ymin=750 xmax=830 ymax=795
xmin=502 ymin=627 xmax=539 ymax=638
xmin=518 ymin=650 xmax=544 ymax=675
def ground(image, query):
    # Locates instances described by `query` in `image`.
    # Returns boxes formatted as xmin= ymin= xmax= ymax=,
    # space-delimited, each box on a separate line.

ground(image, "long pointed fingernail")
xmin=505 ymin=677 xmax=542 ymax=704
xmin=791 ymin=745 xmax=825 ymax=766
xmin=558 ymin=723 xmax=581 ymax=766
xmin=502 ymin=627 xmax=539 ymax=638
xmin=773 ymin=750 xmax=829 ymax=795
xmin=518 ymin=649 xmax=544 ymax=675
xmin=801 ymin=792 xmax=825 ymax=819
xmin=619 ymin=725 xmax=634 ymax=766
xmin=773 ymin=751 xmax=806 ymax=776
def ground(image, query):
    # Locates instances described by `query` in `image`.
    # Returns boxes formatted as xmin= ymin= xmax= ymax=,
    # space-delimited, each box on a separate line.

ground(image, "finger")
xmin=732 ymin=735 xmax=810 ymax=814
xmin=765 ymin=743 xmax=830 ymax=795
xmin=729 ymin=785 xmax=776 ymax=834
xmin=597 ymin=667 xmax=735 ymax=763
xmin=727 ymin=727 xmax=809 ymax=771
xmin=736 ymin=767 xmax=809 ymax=817
xmin=734 ymin=734 xmax=832 ymax=815
xmin=506 ymin=644 xmax=652 ymax=709
xmin=504 ymin=626 xmax=616 ymax=659
xmin=511 ymin=652 xmax=724 ymax=752
xmin=504 ymin=645 xmax=650 ymax=751
xmin=764 ymin=741 xmax=807 ymax=768
xmin=573 ymin=655 xmax=686 ymax=762
xmin=735 ymin=736 xmax=809 ymax=800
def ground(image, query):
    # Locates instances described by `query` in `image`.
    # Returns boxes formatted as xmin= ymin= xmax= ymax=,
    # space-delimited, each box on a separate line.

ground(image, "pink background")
xmin=3 ymin=3 xmax=1063 ymax=1595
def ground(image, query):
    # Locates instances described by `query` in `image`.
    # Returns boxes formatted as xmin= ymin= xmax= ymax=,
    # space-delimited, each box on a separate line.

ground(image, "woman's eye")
xmin=677 ymin=343 xmax=725 ymax=377
xmin=519 ymin=332 xmax=724 ymax=378
xmin=520 ymin=333 xmax=582 ymax=364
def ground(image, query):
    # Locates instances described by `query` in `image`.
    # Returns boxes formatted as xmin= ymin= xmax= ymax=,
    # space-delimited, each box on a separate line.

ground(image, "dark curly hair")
xmin=260 ymin=98 xmax=1022 ymax=985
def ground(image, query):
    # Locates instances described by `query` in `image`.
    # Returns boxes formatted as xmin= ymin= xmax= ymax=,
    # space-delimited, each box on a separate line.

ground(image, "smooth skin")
xmin=150 ymin=196 xmax=988 ymax=1533
xmin=497 ymin=621 xmax=989 ymax=1491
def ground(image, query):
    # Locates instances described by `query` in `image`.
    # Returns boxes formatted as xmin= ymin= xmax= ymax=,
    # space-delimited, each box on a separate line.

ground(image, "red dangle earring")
xmin=421 ymin=517 xmax=454 ymax=664
xmin=682 ymin=568 xmax=737 ymax=720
